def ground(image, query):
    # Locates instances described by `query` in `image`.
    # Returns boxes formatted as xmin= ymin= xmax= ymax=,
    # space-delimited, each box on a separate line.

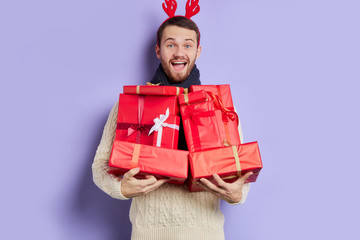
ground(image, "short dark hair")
xmin=157 ymin=16 xmax=200 ymax=47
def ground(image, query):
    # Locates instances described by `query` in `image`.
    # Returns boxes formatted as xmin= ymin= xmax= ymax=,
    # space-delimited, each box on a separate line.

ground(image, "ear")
xmin=155 ymin=44 xmax=161 ymax=59
xmin=196 ymin=45 xmax=201 ymax=60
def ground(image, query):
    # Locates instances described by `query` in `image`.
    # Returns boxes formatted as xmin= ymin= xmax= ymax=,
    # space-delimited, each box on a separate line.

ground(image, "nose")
xmin=174 ymin=46 xmax=185 ymax=58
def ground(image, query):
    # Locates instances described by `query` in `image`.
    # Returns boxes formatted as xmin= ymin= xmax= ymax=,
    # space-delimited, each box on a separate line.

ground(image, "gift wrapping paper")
xmin=189 ymin=85 xmax=241 ymax=147
xmin=178 ymin=89 xmax=208 ymax=106
xmin=116 ymin=94 xmax=180 ymax=149
xmin=188 ymin=142 xmax=263 ymax=192
xmin=179 ymin=87 xmax=240 ymax=151
xmin=190 ymin=84 xmax=234 ymax=109
xmin=109 ymin=141 xmax=189 ymax=184
xmin=123 ymin=85 xmax=184 ymax=96
xmin=149 ymin=109 xmax=180 ymax=148
xmin=180 ymin=100 xmax=223 ymax=152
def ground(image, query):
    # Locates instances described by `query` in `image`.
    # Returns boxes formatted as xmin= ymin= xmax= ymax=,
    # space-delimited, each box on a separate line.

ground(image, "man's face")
xmin=156 ymin=25 xmax=201 ymax=83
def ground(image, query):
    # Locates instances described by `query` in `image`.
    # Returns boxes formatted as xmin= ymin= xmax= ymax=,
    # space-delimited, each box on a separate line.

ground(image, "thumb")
xmin=237 ymin=171 xmax=253 ymax=183
xmin=124 ymin=168 xmax=140 ymax=179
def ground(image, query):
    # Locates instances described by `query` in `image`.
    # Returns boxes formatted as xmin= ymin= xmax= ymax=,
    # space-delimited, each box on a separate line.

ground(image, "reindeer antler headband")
xmin=162 ymin=0 xmax=200 ymax=19
xmin=157 ymin=0 xmax=201 ymax=46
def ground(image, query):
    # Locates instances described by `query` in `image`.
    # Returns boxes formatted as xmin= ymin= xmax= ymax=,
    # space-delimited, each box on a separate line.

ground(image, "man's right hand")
xmin=121 ymin=168 xmax=168 ymax=198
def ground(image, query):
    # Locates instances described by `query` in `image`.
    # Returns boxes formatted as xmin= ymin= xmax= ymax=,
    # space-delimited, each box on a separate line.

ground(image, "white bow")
xmin=148 ymin=108 xmax=179 ymax=147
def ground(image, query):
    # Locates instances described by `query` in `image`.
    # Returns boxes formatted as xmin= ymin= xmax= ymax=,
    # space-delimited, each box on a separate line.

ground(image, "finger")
xmin=199 ymin=178 xmax=226 ymax=195
xmin=123 ymin=168 xmax=140 ymax=179
xmin=237 ymin=172 xmax=253 ymax=184
xmin=136 ymin=175 xmax=157 ymax=186
xmin=196 ymin=181 xmax=208 ymax=190
xmin=196 ymin=180 xmax=211 ymax=190
xmin=197 ymin=181 xmax=222 ymax=197
xmin=196 ymin=180 xmax=211 ymax=191
xmin=212 ymin=174 xmax=227 ymax=189
xmin=143 ymin=178 xmax=169 ymax=194
xmin=144 ymin=175 xmax=156 ymax=179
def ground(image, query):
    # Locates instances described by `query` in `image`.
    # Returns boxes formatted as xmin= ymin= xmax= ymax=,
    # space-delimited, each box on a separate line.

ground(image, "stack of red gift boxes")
xmin=108 ymin=85 xmax=188 ymax=184
xmin=109 ymin=84 xmax=263 ymax=191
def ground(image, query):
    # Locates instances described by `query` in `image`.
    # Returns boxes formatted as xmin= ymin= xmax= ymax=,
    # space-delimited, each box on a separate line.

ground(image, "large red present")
xmin=123 ymin=84 xmax=184 ymax=96
xmin=187 ymin=142 xmax=262 ymax=192
xmin=179 ymin=88 xmax=240 ymax=152
xmin=109 ymin=141 xmax=189 ymax=184
xmin=116 ymin=94 xmax=180 ymax=149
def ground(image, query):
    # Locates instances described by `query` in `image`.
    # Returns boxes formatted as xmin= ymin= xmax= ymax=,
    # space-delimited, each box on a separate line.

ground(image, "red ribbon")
xmin=117 ymin=123 xmax=151 ymax=135
xmin=206 ymin=91 xmax=239 ymax=125
xmin=184 ymin=108 xmax=216 ymax=126
xmin=182 ymin=105 xmax=217 ymax=151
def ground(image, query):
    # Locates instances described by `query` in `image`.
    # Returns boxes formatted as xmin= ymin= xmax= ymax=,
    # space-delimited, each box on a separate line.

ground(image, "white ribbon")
xmin=148 ymin=108 xmax=180 ymax=147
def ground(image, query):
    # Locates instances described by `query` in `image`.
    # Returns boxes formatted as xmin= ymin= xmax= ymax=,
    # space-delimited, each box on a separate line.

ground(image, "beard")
xmin=161 ymin=55 xmax=197 ymax=83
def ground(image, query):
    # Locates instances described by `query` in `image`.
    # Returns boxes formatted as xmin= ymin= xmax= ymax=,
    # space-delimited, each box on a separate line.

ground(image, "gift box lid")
xmin=123 ymin=84 xmax=184 ymax=96
xmin=190 ymin=85 xmax=234 ymax=109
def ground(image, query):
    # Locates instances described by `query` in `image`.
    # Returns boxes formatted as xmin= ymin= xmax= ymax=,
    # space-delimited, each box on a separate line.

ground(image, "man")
xmin=92 ymin=16 xmax=252 ymax=240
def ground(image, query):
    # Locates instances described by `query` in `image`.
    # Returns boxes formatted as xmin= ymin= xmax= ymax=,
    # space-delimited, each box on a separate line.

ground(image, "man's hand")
xmin=197 ymin=172 xmax=253 ymax=204
xmin=121 ymin=168 xmax=168 ymax=198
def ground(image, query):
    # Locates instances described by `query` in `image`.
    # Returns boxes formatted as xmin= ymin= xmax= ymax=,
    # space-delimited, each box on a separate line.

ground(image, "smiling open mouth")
xmin=171 ymin=61 xmax=187 ymax=71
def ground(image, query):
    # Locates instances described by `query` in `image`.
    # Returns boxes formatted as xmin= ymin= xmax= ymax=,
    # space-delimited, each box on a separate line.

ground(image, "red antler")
xmin=162 ymin=0 xmax=177 ymax=18
xmin=185 ymin=0 xmax=200 ymax=19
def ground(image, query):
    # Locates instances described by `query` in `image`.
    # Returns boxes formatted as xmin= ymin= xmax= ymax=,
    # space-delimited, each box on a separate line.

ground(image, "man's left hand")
xmin=197 ymin=172 xmax=253 ymax=204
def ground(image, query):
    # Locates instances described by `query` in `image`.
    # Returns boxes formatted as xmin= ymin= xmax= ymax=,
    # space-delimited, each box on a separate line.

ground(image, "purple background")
xmin=1 ymin=0 xmax=359 ymax=239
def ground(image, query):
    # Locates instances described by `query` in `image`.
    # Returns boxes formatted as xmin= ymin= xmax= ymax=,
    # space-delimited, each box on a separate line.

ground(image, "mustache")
xmin=170 ymin=57 xmax=189 ymax=62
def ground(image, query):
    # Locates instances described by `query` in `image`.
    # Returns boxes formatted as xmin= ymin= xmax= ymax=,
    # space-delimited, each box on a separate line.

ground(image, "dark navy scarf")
xmin=150 ymin=64 xmax=201 ymax=88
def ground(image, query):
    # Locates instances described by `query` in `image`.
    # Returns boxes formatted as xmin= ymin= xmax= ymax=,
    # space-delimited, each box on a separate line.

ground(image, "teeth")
xmin=172 ymin=62 xmax=186 ymax=65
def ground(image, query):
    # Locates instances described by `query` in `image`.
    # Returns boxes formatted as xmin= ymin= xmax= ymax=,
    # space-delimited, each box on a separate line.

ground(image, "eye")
xmin=167 ymin=44 xmax=174 ymax=48
xmin=185 ymin=44 xmax=192 ymax=49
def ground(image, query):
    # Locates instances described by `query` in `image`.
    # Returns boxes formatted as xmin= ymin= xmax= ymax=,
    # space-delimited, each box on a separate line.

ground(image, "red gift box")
xmin=148 ymin=109 xmax=180 ymax=148
xmin=123 ymin=85 xmax=184 ymax=96
xmin=116 ymin=94 xmax=180 ymax=149
xmin=109 ymin=141 xmax=189 ymax=184
xmin=178 ymin=89 xmax=208 ymax=105
xmin=179 ymin=88 xmax=240 ymax=152
xmin=188 ymin=142 xmax=262 ymax=192
xmin=190 ymin=85 xmax=234 ymax=109
xmin=180 ymin=100 xmax=223 ymax=152
xmin=188 ymin=85 xmax=241 ymax=147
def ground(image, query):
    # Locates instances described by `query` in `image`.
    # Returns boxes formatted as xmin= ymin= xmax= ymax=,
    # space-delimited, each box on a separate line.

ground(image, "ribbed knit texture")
xmin=92 ymin=102 xmax=250 ymax=240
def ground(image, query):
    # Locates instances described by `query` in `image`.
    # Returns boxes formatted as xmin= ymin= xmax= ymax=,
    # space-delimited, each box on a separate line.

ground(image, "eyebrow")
xmin=164 ymin=38 xmax=195 ymax=43
xmin=164 ymin=38 xmax=175 ymax=43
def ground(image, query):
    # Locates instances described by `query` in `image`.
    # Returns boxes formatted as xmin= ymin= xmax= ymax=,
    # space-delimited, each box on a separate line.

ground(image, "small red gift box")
xmin=116 ymin=94 xmax=180 ymax=149
xmin=178 ymin=89 xmax=208 ymax=105
xmin=180 ymin=100 xmax=223 ymax=152
xmin=109 ymin=141 xmax=189 ymax=184
xmin=188 ymin=85 xmax=241 ymax=147
xmin=148 ymin=109 xmax=180 ymax=148
xmin=187 ymin=142 xmax=262 ymax=192
xmin=123 ymin=85 xmax=184 ymax=96
xmin=179 ymin=87 xmax=240 ymax=152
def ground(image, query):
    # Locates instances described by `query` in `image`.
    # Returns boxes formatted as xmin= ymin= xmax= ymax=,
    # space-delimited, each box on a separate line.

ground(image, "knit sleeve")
xmin=92 ymin=101 xmax=129 ymax=200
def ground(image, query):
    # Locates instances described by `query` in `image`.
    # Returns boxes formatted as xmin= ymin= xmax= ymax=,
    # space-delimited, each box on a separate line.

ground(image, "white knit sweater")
xmin=92 ymin=101 xmax=250 ymax=240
